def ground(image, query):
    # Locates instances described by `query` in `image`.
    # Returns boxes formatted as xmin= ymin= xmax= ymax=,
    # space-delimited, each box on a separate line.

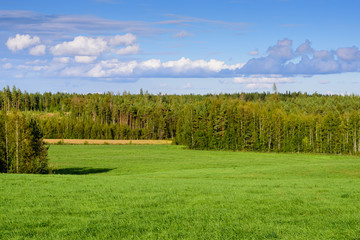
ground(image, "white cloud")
xmin=26 ymin=59 xmax=48 ymax=65
xmin=109 ymin=33 xmax=136 ymax=46
xmin=224 ymin=62 xmax=245 ymax=70
xmin=139 ymin=59 xmax=161 ymax=70
xmin=87 ymin=59 xmax=137 ymax=77
xmin=66 ymin=57 xmax=245 ymax=78
xmin=53 ymin=57 xmax=71 ymax=63
xmin=80 ymin=58 xmax=239 ymax=78
xmin=2 ymin=63 xmax=12 ymax=69
xmin=173 ymin=30 xmax=194 ymax=39
xmin=74 ymin=56 xmax=97 ymax=63
xmin=50 ymin=34 xmax=140 ymax=57
xmin=51 ymin=36 xmax=108 ymax=56
xmin=29 ymin=44 xmax=46 ymax=56
xmin=161 ymin=57 xmax=238 ymax=73
xmin=116 ymin=44 xmax=140 ymax=55
xmin=6 ymin=34 xmax=40 ymax=52
xmin=233 ymin=74 xmax=294 ymax=89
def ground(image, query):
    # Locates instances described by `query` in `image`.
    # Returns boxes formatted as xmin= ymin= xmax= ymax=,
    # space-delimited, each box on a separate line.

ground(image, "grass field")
xmin=1 ymin=145 xmax=360 ymax=239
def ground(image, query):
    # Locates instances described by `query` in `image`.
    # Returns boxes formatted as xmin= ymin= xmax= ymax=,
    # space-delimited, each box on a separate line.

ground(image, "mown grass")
xmin=1 ymin=145 xmax=360 ymax=239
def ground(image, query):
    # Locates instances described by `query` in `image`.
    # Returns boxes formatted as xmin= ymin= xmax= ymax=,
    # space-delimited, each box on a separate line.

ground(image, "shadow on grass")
xmin=53 ymin=167 xmax=114 ymax=175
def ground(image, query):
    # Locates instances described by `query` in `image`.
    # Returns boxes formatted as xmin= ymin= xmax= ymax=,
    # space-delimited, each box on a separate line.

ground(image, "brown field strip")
xmin=44 ymin=139 xmax=173 ymax=145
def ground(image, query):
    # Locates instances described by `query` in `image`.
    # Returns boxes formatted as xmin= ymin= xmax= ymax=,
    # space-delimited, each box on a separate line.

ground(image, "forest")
xmin=2 ymin=86 xmax=360 ymax=154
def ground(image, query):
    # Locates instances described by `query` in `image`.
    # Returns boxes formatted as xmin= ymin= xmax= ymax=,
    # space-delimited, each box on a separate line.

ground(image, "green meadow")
xmin=1 ymin=145 xmax=360 ymax=239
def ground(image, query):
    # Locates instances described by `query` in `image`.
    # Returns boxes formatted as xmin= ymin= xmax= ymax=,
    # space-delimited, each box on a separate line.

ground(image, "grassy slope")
xmin=1 ymin=145 xmax=360 ymax=239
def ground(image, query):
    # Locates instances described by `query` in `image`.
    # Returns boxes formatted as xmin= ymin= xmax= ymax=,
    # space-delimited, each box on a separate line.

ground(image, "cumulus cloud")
xmin=336 ymin=47 xmax=360 ymax=61
xmin=74 ymin=56 xmax=97 ymax=63
xmin=295 ymin=40 xmax=313 ymax=54
xmin=6 ymin=34 xmax=40 ymax=52
xmin=116 ymin=44 xmax=140 ymax=55
xmin=51 ymin=36 xmax=108 ymax=56
xmin=140 ymin=59 xmax=161 ymax=70
xmin=29 ymin=44 xmax=46 ymax=56
xmin=50 ymin=34 xmax=140 ymax=57
xmin=86 ymin=59 xmax=137 ymax=77
xmin=160 ymin=57 xmax=241 ymax=73
xmin=267 ymin=39 xmax=293 ymax=59
xmin=163 ymin=58 xmax=221 ymax=72
xmin=109 ymin=33 xmax=136 ymax=46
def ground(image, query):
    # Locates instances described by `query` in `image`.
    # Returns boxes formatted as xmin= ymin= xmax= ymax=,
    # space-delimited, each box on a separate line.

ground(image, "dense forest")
xmin=2 ymin=86 xmax=360 ymax=154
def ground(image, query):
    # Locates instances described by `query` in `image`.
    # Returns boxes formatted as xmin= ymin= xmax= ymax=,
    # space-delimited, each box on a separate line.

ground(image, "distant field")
xmin=1 ymin=145 xmax=360 ymax=239
xmin=44 ymin=139 xmax=172 ymax=145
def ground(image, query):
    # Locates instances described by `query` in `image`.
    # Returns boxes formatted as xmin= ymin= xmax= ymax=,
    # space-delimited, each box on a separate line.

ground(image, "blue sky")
xmin=1 ymin=0 xmax=360 ymax=94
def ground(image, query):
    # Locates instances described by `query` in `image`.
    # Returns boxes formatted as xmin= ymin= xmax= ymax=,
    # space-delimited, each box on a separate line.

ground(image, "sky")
xmin=1 ymin=0 xmax=360 ymax=94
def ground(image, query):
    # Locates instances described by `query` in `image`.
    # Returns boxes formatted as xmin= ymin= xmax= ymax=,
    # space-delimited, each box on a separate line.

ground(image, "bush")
xmin=0 ymin=112 xmax=50 ymax=174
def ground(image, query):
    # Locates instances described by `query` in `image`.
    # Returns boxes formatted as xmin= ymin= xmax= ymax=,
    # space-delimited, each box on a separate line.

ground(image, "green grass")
xmin=1 ymin=145 xmax=360 ymax=239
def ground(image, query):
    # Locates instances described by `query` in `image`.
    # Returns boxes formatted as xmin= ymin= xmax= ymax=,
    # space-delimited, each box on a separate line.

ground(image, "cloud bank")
xmin=237 ymin=39 xmax=360 ymax=75
xmin=63 ymin=57 xmax=244 ymax=78
xmin=4 ymin=33 xmax=360 ymax=87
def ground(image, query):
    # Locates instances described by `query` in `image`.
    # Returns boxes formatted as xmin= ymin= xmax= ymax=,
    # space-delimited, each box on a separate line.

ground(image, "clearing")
xmin=1 ymin=145 xmax=360 ymax=239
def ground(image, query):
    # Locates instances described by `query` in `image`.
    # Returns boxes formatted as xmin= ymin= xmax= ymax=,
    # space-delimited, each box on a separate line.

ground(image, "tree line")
xmin=2 ymin=86 xmax=360 ymax=154
xmin=175 ymin=95 xmax=360 ymax=154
